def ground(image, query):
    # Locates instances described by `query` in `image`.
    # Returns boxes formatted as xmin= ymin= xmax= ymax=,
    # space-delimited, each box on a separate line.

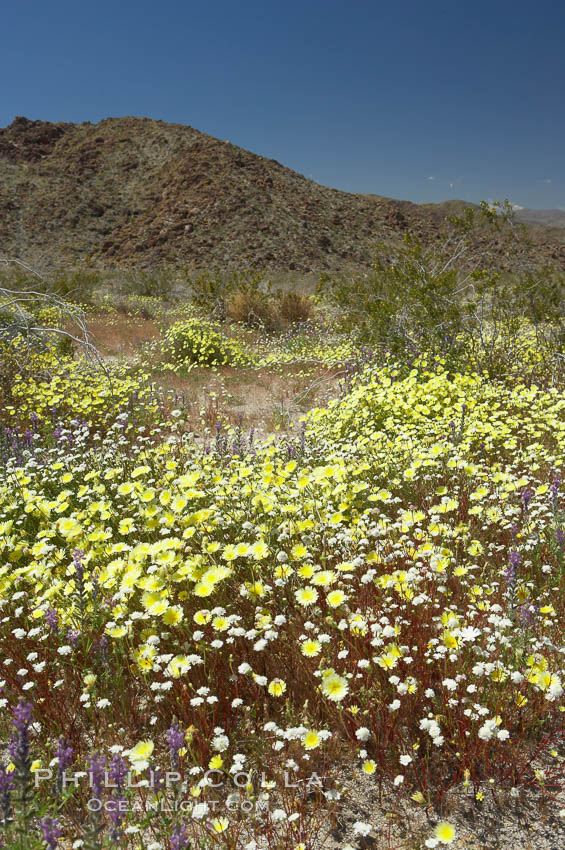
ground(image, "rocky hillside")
xmin=1 ymin=115 xmax=564 ymax=272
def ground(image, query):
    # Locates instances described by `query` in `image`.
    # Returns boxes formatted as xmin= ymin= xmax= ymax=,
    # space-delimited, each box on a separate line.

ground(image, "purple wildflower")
xmin=55 ymin=738 xmax=74 ymax=794
xmin=88 ymin=754 xmax=107 ymax=800
xmin=108 ymin=799 xmax=126 ymax=843
xmin=45 ymin=608 xmax=59 ymax=634
xmin=521 ymin=488 xmax=533 ymax=511
xmin=170 ymin=822 xmax=191 ymax=850
xmin=518 ymin=603 xmax=539 ymax=628
xmin=505 ymin=550 xmax=521 ymax=601
xmin=12 ymin=701 xmax=33 ymax=732
xmin=9 ymin=701 xmax=34 ymax=810
xmin=105 ymin=751 xmax=129 ymax=840
xmin=509 ymin=550 xmax=522 ymax=569
xmin=92 ymin=634 xmax=108 ymax=663
xmin=56 ymin=738 xmax=74 ymax=770
xmin=108 ymin=754 xmax=128 ymax=791
xmin=165 ymin=720 xmax=185 ymax=769
xmin=40 ymin=817 xmax=63 ymax=850
xmin=73 ymin=548 xmax=85 ymax=574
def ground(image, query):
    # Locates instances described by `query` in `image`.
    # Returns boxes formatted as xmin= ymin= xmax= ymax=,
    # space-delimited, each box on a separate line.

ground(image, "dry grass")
xmin=225 ymin=289 xmax=314 ymax=331
xmin=85 ymin=312 xmax=160 ymax=356
xmin=153 ymin=362 xmax=343 ymax=437
xmin=225 ymin=290 xmax=276 ymax=329
xmin=279 ymin=290 xmax=314 ymax=324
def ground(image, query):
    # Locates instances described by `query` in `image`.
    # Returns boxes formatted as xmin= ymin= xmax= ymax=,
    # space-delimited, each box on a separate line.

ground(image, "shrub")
xmin=122 ymin=265 xmax=179 ymax=300
xmin=162 ymin=318 xmax=250 ymax=368
xmin=278 ymin=290 xmax=313 ymax=325
xmin=49 ymin=266 xmax=105 ymax=303
xmin=226 ymin=288 xmax=313 ymax=331
xmin=225 ymin=288 xmax=276 ymax=329
xmin=318 ymin=202 xmax=564 ymax=379
xmin=187 ymin=266 xmax=268 ymax=319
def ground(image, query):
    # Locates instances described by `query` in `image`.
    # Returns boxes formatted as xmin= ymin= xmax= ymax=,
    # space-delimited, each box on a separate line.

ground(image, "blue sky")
xmin=2 ymin=0 xmax=563 ymax=208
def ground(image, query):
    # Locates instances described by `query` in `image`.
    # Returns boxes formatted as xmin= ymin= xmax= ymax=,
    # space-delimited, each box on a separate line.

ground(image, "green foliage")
xmin=320 ymin=232 xmax=466 ymax=353
xmin=318 ymin=200 xmax=564 ymax=379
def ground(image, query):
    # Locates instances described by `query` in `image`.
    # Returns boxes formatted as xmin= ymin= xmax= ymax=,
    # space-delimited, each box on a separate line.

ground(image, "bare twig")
xmin=0 ymin=256 xmax=114 ymax=394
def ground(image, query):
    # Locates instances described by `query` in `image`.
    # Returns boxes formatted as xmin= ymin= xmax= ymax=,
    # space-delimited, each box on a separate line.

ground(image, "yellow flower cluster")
xmin=162 ymin=319 xmax=251 ymax=369
xmin=0 ymin=339 xmax=564 ymax=837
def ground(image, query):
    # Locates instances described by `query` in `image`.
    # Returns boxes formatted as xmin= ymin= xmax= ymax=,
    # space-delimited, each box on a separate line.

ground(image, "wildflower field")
xmin=0 ymin=282 xmax=564 ymax=849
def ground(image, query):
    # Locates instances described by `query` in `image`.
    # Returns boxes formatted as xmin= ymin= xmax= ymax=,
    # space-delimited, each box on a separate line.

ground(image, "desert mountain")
xmin=1 ymin=115 xmax=564 ymax=272
xmin=513 ymin=207 xmax=565 ymax=229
